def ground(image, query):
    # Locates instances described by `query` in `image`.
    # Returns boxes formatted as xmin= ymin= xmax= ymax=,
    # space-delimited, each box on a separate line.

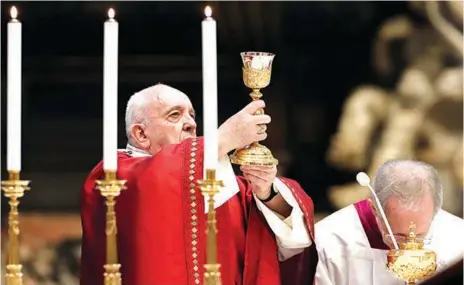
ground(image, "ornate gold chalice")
xmin=386 ymin=222 xmax=437 ymax=285
xmin=230 ymin=51 xmax=278 ymax=166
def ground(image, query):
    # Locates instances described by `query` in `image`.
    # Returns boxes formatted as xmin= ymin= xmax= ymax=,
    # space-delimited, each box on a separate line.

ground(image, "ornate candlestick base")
xmin=203 ymin=264 xmax=222 ymax=285
xmin=95 ymin=170 xmax=127 ymax=285
xmin=1 ymin=171 xmax=31 ymax=285
xmin=4 ymin=264 xmax=23 ymax=285
xmin=103 ymin=264 xmax=122 ymax=285
xmin=386 ymin=223 xmax=437 ymax=284
xmin=198 ymin=169 xmax=224 ymax=285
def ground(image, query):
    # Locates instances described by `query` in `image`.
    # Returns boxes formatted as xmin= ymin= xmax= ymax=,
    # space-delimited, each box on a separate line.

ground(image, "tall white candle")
xmin=7 ymin=6 xmax=22 ymax=172
xmin=202 ymin=6 xmax=218 ymax=172
xmin=103 ymin=8 xmax=119 ymax=171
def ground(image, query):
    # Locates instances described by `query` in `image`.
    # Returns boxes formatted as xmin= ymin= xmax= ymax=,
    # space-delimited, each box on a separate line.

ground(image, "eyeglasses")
xmin=383 ymin=234 xmax=433 ymax=246
xmin=374 ymin=215 xmax=436 ymax=247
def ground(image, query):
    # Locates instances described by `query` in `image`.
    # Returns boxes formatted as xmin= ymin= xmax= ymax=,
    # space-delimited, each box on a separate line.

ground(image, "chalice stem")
xmin=250 ymin=89 xmax=265 ymax=116
xmin=250 ymin=89 xmax=262 ymax=100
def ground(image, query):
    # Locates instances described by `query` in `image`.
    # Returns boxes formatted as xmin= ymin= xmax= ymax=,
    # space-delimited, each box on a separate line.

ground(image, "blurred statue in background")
xmin=327 ymin=1 xmax=463 ymax=215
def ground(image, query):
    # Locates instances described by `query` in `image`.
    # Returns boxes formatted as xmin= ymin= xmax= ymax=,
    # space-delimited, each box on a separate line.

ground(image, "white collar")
xmin=120 ymin=144 xmax=151 ymax=157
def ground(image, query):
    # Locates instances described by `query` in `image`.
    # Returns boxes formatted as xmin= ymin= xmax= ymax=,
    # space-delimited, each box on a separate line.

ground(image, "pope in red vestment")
xmin=80 ymin=84 xmax=318 ymax=285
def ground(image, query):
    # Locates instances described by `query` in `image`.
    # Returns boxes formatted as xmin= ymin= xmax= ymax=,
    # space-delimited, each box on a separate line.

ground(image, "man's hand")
xmin=241 ymin=165 xmax=292 ymax=217
xmin=218 ymin=100 xmax=271 ymax=157
xmin=241 ymin=165 xmax=277 ymax=200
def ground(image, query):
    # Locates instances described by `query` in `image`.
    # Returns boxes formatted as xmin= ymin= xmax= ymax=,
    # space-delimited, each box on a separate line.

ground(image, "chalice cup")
xmin=386 ymin=223 xmax=437 ymax=285
xmin=387 ymin=249 xmax=437 ymax=284
xmin=230 ymin=51 xmax=278 ymax=167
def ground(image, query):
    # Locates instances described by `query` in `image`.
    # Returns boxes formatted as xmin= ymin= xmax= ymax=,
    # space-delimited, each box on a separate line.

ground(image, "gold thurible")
xmin=1 ymin=171 xmax=31 ymax=285
xmin=198 ymin=169 xmax=224 ymax=285
xmin=95 ymin=170 xmax=127 ymax=285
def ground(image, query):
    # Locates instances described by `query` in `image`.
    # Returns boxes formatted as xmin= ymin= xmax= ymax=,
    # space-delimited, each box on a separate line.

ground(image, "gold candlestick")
xmin=95 ymin=170 xmax=127 ymax=285
xmin=198 ymin=169 xmax=224 ymax=285
xmin=1 ymin=171 xmax=30 ymax=285
xmin=230 ymin=51 xmax=278 ymax=167
xmin=386 ymin=222 xmax=437 ymax=285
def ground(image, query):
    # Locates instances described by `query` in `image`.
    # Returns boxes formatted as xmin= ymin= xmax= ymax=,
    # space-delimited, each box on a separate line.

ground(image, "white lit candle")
xmin=103 ymin=8 xmax=119 ymax=171
xmin=7 ymin=6 xmax=22 ymax=172
xmin=202 ymin=6 xmax=218 ymax=172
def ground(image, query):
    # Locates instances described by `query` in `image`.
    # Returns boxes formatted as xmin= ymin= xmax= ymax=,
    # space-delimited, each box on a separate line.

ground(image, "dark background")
xmin=0 ymin=1 xmax=412 ymax=214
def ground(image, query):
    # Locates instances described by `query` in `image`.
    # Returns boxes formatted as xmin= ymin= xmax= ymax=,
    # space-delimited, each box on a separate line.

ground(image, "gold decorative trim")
xmin=189 ymin=138 xmax=201 ymax=285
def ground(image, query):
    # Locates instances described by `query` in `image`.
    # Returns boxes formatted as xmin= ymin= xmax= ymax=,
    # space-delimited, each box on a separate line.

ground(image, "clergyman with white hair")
xmin=79 ymin=84 xmax=318 ymax=285
xmin=314 ymin=159 xmax=464 ymax=285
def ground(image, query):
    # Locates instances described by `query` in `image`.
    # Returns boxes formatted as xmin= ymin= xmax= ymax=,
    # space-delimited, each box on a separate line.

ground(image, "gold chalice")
xmin=386 ymin=223 xmax=437 ymax=285
xmin=230 ymin=51 xmax=278 ymax=167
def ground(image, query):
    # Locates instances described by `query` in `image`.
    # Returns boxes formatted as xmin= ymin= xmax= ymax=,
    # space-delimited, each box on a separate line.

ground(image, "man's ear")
xmin=130 ymin=124 xmax=150 ymax=149
xmin=367 ymin=198 xmax=377 ymax=213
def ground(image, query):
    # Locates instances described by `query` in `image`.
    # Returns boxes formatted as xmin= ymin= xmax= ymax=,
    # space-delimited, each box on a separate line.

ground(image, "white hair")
xmin=125 ymin=83 xmax=169 ymax=144
xmin=372 ymin=159 xmax=443 ymax=217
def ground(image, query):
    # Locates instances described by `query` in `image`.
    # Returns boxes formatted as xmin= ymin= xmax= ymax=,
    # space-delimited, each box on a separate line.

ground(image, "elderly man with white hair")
xmin=315 ymin=159 xmax=464 ymax=285
xmin=80 ymin=84 xmax=318 ymax=285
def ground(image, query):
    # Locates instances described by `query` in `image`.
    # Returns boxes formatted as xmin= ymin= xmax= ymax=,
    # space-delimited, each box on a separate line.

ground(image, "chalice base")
xmin=230 ymin=142 xmax=278 ymax=166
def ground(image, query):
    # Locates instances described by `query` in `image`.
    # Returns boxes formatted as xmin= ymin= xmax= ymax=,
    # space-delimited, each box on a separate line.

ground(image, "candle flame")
xmin=204 ymin=6 xmax=212 ymax=18
xmin=10 ymin=6 xmax=18 ymax=19
xmin=108 ymin=8 xmax=115 ymax=19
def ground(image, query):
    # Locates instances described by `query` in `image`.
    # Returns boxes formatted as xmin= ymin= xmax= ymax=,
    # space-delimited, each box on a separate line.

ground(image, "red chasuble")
xmin=80 ymin=137 xmax=318 ymax=285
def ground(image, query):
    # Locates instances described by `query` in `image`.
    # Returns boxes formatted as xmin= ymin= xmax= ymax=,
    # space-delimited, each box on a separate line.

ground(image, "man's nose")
xmin=183 ymin=117 xmax=197 ymax=132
